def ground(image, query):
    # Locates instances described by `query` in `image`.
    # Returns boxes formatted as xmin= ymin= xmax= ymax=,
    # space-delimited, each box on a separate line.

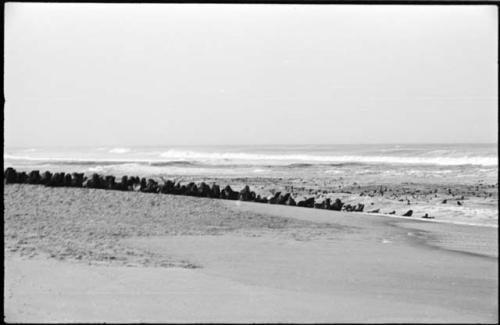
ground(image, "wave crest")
xmin=109 ymin=148 xmax=131 ymax=154
xmin=5 ymin=148 xmax=498 ymax=167
xmin=158 ymin=150 xmax=497 ymax=166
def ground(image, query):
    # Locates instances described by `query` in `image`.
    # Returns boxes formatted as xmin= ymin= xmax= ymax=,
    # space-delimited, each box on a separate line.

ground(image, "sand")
xmin=4 ymin=184 xmax=498 ymax=323
xmin=152 ymin=175 xmax=498 ymax=227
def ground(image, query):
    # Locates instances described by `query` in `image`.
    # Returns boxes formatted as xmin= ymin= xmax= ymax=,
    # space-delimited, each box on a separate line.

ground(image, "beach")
xmin=5 ymin=144 xmax=498 ymax=227
xmin=5 ymin=2 xmax=498 ymax=323
xmin=4 ymin=184 xmax=498 ymax=323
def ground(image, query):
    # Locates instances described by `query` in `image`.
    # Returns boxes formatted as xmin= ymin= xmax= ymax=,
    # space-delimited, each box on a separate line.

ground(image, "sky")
xmin=4 ymin=3 xmax=498 ymax=147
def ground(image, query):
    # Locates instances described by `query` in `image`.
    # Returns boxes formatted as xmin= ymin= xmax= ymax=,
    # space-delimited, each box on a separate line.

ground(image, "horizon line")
xmin=4 ymin=142 xmax=498 ymax=149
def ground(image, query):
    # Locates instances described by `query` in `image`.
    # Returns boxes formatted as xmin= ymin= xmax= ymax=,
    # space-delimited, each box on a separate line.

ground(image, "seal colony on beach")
xmin=5 ymin=167 xmax=420 ymax=219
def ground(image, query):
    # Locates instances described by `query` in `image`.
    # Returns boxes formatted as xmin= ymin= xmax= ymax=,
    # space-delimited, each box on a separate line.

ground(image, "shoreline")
xmin=223 ymin=199 xmax=498 ymax=259
xmin=4 ymin=167 xmax=498 ymax=227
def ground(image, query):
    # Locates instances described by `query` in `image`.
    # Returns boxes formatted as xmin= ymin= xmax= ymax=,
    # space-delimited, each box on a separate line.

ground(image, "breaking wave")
xmin=109 ymin=147 xmax=131 ymax=154
xmin=3 ymin=155 xmax=197 ymax=167
xmin=157 ymin=150 xmax=497 ymax=166
xmin=5 ymin=149 xmax=498 ymax=167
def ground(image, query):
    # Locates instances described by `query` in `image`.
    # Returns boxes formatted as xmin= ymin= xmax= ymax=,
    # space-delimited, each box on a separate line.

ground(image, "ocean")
xmin=4 ymin=143 xmax=498 ymax=227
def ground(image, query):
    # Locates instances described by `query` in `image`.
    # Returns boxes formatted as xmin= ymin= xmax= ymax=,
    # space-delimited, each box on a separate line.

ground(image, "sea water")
xmin=5 ymin=143 xmax=498 ymax=227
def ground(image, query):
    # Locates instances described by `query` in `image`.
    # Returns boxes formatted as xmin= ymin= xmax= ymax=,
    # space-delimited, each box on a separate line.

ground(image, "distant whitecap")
xmin=109 ymin=148 xmax=131 ymax=154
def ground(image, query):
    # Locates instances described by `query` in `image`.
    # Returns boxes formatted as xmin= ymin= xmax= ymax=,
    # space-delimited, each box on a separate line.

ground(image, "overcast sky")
xmin=4 ymin=3 xmax=498 ymax=147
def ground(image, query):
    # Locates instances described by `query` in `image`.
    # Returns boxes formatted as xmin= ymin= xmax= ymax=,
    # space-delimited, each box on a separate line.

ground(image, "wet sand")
xmin=4 ymin=184 xmax=498 ymax=323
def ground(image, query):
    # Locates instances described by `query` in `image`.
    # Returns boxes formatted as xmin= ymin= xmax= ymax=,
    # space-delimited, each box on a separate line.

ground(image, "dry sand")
xmin=4 ymin=184 xmax=498 ymax=323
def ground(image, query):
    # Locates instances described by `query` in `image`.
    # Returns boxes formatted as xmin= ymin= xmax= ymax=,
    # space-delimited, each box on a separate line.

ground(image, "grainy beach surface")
xmin=4 ymin=184 xmax=498 ymax=323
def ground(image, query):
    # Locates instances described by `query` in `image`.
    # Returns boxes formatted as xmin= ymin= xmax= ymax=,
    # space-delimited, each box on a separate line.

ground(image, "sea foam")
xmin=109 ymin=148 xmax=131 ymax=154
xmin=157 ymin=149 xmax=497 ymax=166
xmin=5 ymin=149 xmax=498 ymax=167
